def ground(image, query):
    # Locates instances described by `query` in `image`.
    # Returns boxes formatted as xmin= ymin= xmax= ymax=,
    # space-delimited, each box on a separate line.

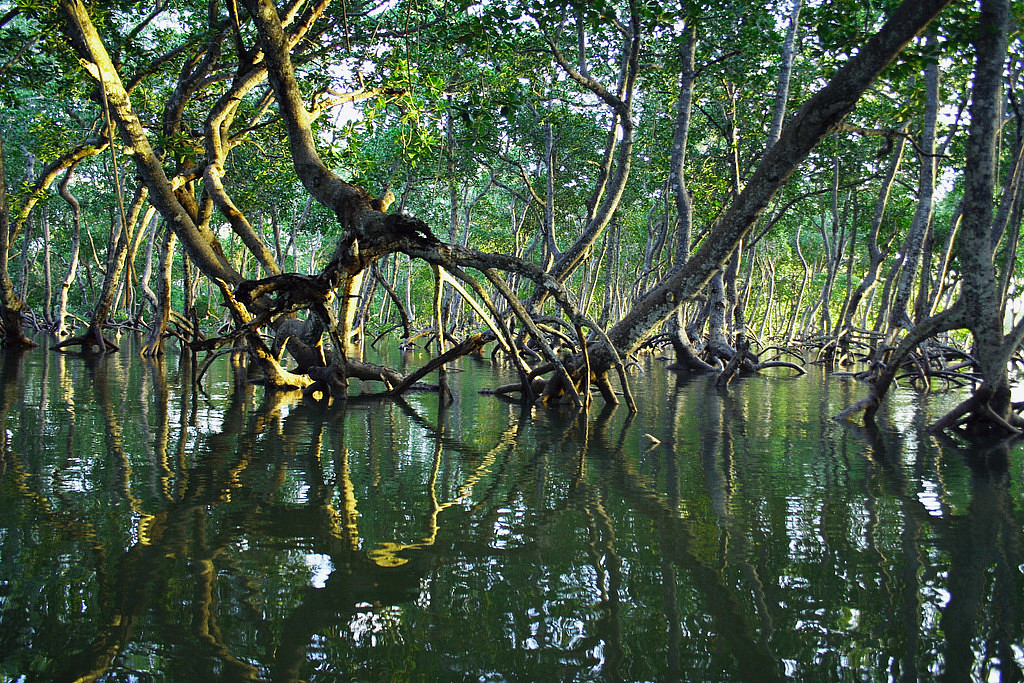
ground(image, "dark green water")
xmin=1 ymin=335 xmax=1022 ymax=682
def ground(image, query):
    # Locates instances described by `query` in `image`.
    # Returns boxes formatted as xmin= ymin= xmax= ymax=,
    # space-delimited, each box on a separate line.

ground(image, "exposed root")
xmin=304 ymin=363 xmax=348 ymax=400
xmin=753 ymin=360 xmax=806 ymax=375
xmin=716 ymin=338 xmax=750 ymax=388
xmin=214 ymin=278 xmax=312 ymax=392
xmin=0 ymin=308 xmax=38 ymax=349
xmin=52 ymin=326 xmax=119 ymax=354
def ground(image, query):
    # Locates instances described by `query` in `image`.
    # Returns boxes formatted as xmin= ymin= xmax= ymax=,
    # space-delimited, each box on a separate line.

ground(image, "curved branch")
xmin=59 ymin=0 xmax=242 ymax=287
xmin=243 ymin=0 xmax=377 ymax=223
xmin=9 ymin=135 xmax=109 ymax=245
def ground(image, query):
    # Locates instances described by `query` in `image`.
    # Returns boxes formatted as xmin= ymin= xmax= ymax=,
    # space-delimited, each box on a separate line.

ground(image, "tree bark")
xmin=840 ymin=0 xmax=1013 ymax=431
xmin=768 ymin=0 xmax=803 ymax=146
xmin=9 ymin=135 xmax=108 ymax=244
xmin=670 ymin=26 xmax=697 ymax=265
xmin=53 ymin=184 xmax=148 ymax=352
xmin=59 ymin=0 xmax=241 ymax=288
xmin=527 ymin=0 xmax=641 ymax=305
xmin=952 ymin=0 xmax=1013 ymax=426
xmin=40 ymin=206 xmax=53 ymax=327
xmin=142 ymin=226 xmax=176 ymax=357
xmin=663 ymin=26 xmax=716 ymax=373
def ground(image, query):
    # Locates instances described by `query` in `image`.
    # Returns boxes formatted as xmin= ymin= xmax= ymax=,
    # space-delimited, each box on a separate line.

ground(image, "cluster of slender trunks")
xmin=0 ymin=0 xmax=1020 ymax=437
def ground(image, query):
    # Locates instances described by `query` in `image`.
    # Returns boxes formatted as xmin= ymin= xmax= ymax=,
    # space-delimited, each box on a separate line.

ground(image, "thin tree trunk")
xmin=183 ymin=252 xmax=196 ymax=339
xmin=528 ymin=2 xmax=641 ymax=305
xmin=814 ymin=194 xmax=850 ymax=340
xmin=786 ymin=224 xmax=809 ymax=344
xmin=541 ymin=121 xmax=558 ymax=271
xmin=664 ymin=25 xmax=711 ymax=372
xmin=54 ymin=164 xmax=83 ymax=339
xmin=756 ymin=256 xmax=776 ymax=340
xmin=290 ymin=196 xmax=313 ymax=269
xmin=142 ymin=226 xmax=176 ymax=357
xmin=735 ymin=240 xmax=757 ymax=336
xmin=132 ymin=211 xmax=159 ymax=321
xmin=873 ymin=254 xmax=902 ymax=334
xmin=16 ymin=149 xmax=37 ymax=304
xmin=41 ymin=207 xmax=53 ymax=327
xmin=890 ymin=32 xmax=939 ymax=332
xmin=994 ymin=134 xmax=1024 ymax=318
xmin=373 ymin=263 xmax=412 ymax=341
xmin=841 ymin=124 xmax=908 ymax=337
xmin=597 ymin=0 xmax=952 ymax=372
xmin=834 ymin=206 xmax=857 ymax=356
xmin=798 ymin=252 xmax=827 ymax=338
xmin=914 ymin=207 xmax=935 ymax=322
xmin=819 ymin=158 xmax=846 ymax=336
xmin=768 ymin=0 xmax=803 ymax=145
xmin=707 ymin=271 xmax=732 ymax=361
xmin=951 ymin=0 xmax=1013 ymax=423
xmin=599 ymin=221 xmax=620 ymax=327
xmin=271 ymin=207 xmax=284 ymax=270
xmin=139 ymin=215 xmax=160 ymax=315
xmin=720 ymin=83 xmax=745 ymax=348
xmin=670 ymin=24 xmax=697 ymax=265
xmin=841 ymin=0 xmax=1013 ymax=429
xmin=54 ymin=184 xmax=148 ymax=352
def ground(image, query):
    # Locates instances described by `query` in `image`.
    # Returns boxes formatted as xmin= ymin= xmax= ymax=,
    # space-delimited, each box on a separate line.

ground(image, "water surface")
xmin=0 ymin=336 xmax=1022 ymax=681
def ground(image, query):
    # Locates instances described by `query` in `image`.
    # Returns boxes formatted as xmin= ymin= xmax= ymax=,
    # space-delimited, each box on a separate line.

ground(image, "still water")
xmin=0 ymin=334 xmax=1022 ymax=682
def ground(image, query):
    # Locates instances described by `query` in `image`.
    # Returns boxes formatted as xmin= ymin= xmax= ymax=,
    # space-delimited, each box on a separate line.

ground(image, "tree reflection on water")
xmin=0 ymin=339 xmax=1022 ymax=681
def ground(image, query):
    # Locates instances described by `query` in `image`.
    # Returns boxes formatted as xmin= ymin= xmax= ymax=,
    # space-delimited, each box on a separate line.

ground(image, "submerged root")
xmin=484 ymin=377 xmax=548 ymax=398
xmin=483 ymin=365 xmax=620 ymax=409
xmin=693 ymin=337 xmax=806 ymax=387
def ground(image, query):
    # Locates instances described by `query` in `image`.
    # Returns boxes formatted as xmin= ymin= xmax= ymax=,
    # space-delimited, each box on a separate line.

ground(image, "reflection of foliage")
xmin=2 ymin=347 xmax=1021 ymax=681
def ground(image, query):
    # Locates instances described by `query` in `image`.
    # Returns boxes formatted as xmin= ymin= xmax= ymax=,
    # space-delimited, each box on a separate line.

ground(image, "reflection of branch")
xmin=89 ymin=356 xmax=143 ymax=510
xmin=386 ymin=398 xmax=522 ymax=513
xmin=295 ymin=403 xmax=362 ymax=550
xmin=720 ymin=396 xmax=775 ymax=648
xmin=46 ymin=376 xmax=280 ymax=682
xmin=588 ymin=423 xmax=786 ymax=682
xmin=0 ymin=354 xmax=52 ymax=512
xmin=192 ymin=552 xmax=263 ymax=679
xmin=843 ymin=420 xmax=956 ymax=528
xmin=576 ymin=482 xmax=625 ymax=677
xmin=844 ymin=419 xmax=1024 ymax=679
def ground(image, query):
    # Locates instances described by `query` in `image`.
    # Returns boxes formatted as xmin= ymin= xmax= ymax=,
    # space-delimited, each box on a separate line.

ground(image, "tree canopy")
xmin=1 ymin=0 xmax=1023 ymax=435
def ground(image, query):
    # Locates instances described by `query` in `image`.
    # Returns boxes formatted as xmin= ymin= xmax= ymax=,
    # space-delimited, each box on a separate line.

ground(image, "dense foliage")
xmin=0 ymin=0 xmax=1022 ymax=431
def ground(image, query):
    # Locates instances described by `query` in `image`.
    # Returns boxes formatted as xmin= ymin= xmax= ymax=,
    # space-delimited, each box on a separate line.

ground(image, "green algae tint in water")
xmin=1 ymin=335 xmax=1023 ymax=681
